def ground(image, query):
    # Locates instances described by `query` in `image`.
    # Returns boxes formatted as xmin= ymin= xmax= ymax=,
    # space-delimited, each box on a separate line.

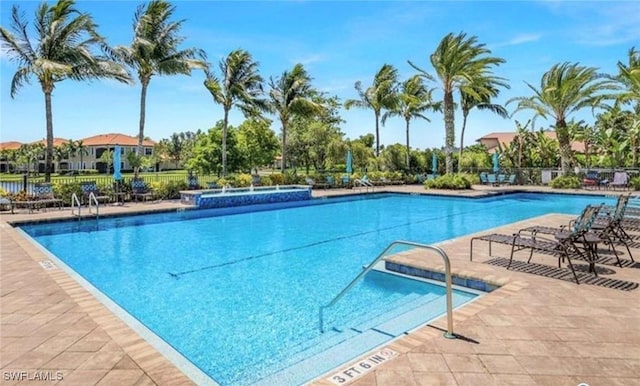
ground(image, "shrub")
xmin=424 ymin=173 xmax=474 ymax=190
xmin=52 ymin=181 xmax=83 ymax=206
xmin=149 ymin=180 xmax=188 ymax=199
xmin=630 ymin=176 xmax=640 ymax=190
xmin=234 ymin=173 xmax=253 ymax=187
xmin=269 ymin=173 xmax=285 ymax=185
xmin=260 ymin=175 xmax=273 ymax=186
xmin=549 ymin=175 xmax=581 ymax=189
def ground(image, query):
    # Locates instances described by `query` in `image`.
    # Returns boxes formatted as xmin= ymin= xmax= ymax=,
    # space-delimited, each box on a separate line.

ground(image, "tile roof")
xmin=81 ymin=133 xmax=155 ymax=147
xmin=0 ymin=133 xmax=155 ymax=150
xmin=477 ymin=131 xmax=585 ymax=152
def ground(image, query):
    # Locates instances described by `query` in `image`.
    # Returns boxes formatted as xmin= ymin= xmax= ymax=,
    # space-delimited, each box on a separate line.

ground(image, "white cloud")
xmin=494 ymin=33 xmax=542 ymax=48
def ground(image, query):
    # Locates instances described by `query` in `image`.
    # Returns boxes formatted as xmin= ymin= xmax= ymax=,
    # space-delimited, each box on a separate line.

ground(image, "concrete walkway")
xmin=1 ymin=186 xmax=639 ymax=385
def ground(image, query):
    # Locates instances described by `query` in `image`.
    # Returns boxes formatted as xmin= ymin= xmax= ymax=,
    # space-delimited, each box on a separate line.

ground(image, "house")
xmin=0 ymin=133 xmax=156 ymax=173
xmin=477 ymin=131 xmax=586 ymax=154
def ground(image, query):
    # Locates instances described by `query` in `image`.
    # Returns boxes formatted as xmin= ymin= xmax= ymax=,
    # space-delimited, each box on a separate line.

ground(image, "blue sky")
xmin=1 ymin=1 xmax=639 ymax=150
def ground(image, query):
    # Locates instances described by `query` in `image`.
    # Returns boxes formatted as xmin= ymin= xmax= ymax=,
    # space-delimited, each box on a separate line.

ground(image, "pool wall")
xmin=385 ymin=261 xmax=500 ymax=292
xmin=180 ymin=185 xmax=312 ymax=209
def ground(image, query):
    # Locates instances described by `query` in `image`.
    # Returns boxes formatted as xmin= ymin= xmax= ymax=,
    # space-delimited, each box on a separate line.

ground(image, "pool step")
xmin=254 ymin=329 xmax=391 ymax=386
xmin=255 ymin=290 xmax=445 ymax=385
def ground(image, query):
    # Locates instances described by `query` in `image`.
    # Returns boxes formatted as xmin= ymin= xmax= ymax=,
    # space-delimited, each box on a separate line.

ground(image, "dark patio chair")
xmin=81 ymin=181 xmax=111 ymax=205
xmin=131 ymin=179 xmax=154 ymax=202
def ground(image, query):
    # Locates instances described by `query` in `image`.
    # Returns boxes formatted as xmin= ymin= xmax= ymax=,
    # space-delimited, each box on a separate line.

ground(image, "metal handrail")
xmin=71 ymin=193 xmax=81 ymax=217
xmin=319 ymin=240 xmax=456 ymax=339
xmin=88 ymin=191 xmax=99 ymax=216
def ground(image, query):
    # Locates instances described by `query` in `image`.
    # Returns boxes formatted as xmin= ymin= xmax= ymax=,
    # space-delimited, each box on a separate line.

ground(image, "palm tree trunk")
xmin=137 ymin=80 xmax=149 ymax=179
xmin=405 ymin=118 xmax=411 ymax=170
xmin=222 ymin=108 xmax=229 ymax=176
xmin=458 ymin=112 xmax=469 ymax=173
xmin=555 ymin=122 xmax=572 ymax=173
xmin=44 ymin=90 xmax=54 ymax=182
xmin=374 ymin=112 xmax=380 ymax=157
xmin=444 ymin=90 xmax=455 ymax=174
xmin=280 ymin=121 xmax=287 ymax=172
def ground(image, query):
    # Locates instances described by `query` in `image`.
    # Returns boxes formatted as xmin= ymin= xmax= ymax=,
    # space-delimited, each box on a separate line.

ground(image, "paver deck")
xmin=1 ymin=185 xmax=639 ymax=385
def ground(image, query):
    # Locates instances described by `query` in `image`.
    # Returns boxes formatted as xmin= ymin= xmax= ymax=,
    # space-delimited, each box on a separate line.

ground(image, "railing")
xmin=71 ymin=193 xmax=81 ymax=217
xmin=319 ymin=240 xmax=456 ymax=339
xmin=87 ymin=192 xmax=99 ymax=216
xmin=353 ymin=178 xmax=374 ymax=192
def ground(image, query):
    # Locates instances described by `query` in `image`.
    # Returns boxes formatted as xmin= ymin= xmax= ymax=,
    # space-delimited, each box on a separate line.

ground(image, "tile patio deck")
xmin=1 ymin=186 xmax=639 ymax=385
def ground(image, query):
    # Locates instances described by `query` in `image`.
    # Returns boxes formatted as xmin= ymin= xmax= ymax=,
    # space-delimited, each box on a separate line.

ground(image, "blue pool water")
xmin=20 ymin=192 xmax=615 ymax=385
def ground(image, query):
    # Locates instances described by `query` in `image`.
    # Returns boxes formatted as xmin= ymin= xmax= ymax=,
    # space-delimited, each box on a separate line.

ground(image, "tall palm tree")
xmin=458 ymin=78 xmax=509 ymax=171
xmin=63 ymin=139 xmax=77 ymax=170
xmin=0 ymin=0 xmax=131 ymax=181
xmin=617 ymin=46 xmax=640 ymax=106
xmin=345 ymin=64 xmax=399 ymax=157
xmin=268 ymin=63 xmax=320 ymax=172
xmin=114 ymin=0 xmax=206 ymax=177
xmin=381 ymin=75 xmax=440 ymax=169
xmin=409 ymin=32 xmax=506 ymax=174
xmin=75 ymin=140 xmax=88 ymax=171
xmin=204 ymin=49 xmax=267 ymax=176
xmin=508 ymin=62 xmax=619 ymax=173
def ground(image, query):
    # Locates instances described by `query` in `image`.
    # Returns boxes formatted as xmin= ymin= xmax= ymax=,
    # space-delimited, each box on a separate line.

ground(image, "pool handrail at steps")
xmin=319 ymin=240 xmax=456 ymax=339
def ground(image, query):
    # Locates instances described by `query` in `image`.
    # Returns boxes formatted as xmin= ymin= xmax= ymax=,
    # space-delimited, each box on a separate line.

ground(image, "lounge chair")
xmin=305 ymin=177 xmax=329 ymax=189
xmin=81 ymin=181 xmax=111 ymax=205
xmin=131 ymin=179 xmax=154 ymax=202
xmin=471 ymin=205 xmax=603 ymax=284
xmin=609 ymin=172 xmax=629 ymax=190
xmin=33 ymin=182 xmax=63 ymax=211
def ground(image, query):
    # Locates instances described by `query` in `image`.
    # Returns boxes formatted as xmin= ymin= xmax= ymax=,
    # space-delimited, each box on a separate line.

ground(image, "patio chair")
xmin=582 ymin=170 xmax=602 ymax=189
xmin=325 ymin=175 xmax=337 ymax=188
xmin=188 ymin=174 xmax=200 ymax=190
xmin=609 ymin=172 xmax=629 ymax=190
xmin=305 ymin=177 xmax=329 ymax=189
xmin=340 ymin=175 xmax=351 ymax=188
xmin=471 ymin=205 xmax=603 ymax=284
xmin=487 ymin=174 xmax=498 ymax=186
xmin=479 ymin=172 xmax=489 ymax=185
xmin=33 ymin=182 xmax=63 ymax=211
xmin=131 ymin=179 xmax=154 ymax=202
xmin=80 ymin=181 xmax=110 ymax=205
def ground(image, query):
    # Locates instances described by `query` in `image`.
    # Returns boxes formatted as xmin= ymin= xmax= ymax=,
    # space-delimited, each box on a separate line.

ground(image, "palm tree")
xmin=0 ymin=0 xmax=131 ymax=181
xmin=617 ymin=46 xmax=640 ymax=106
xmin=268 ymin=63 xmax=320 ymax=172
xmin=381 ymin=75 xmax=439 ymax=169
xmin=458 ymin=79 xmax=509 ymax=171
xmin=345 ymin=64 xmax=399 ymax=157
xmin=409 ymin=32 xmax=506 ymax=174
xmin=508 ymin=62 xmax=619 ymax=173
xmin=63 ymin=139 xmax=77 ymax=171
xmin=75 ymin=140 xmax=88 ymax=171
xmin=204 ymin=49 xmax=267 ymax=176
xmin=114 ymin=0 xmax=206 ymax=177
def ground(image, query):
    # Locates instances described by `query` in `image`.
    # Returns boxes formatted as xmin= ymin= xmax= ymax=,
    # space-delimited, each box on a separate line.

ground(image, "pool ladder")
xmin=71 ymin=192 xmax=99 ymax=219
xmin=319 ymin=240 xmax=456 ymax=339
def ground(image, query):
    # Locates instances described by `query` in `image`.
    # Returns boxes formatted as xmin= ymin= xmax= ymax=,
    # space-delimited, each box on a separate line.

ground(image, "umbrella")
xmin=346 ymin=150 xmax=353 ymax=174
xmin=432 ymin=153 xmax=438 ymax=175
xmin=113 ymin=145 xmax=122 ymax=181
xmin=492 ymin=152 xmax=500 ymax=173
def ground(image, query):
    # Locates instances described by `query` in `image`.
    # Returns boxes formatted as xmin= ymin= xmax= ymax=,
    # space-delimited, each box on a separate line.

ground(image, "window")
xmin=145 ymin=148 xmax=153 ymax=155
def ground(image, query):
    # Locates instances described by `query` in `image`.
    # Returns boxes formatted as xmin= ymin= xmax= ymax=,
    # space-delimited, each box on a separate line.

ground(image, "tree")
xmin=75 ymin=140 xmax=88 ymax=170
xmin=99 ymin=150 xmax=113 ymax=174
xmin=616 ymin=46 xmax=640 ymax=107
xmin=268 ymin=63 xmax=321 ymax=172
xmin=409 ymin=32 xmax=506 ymax=174
xmin=186 ymin=122 xmax=240 ymax=175
xmin=114 ymin=0 xmax=206 ymax=177
xmin=345 ymin=64 xmax=399 ymax=157
xmin=204 ymin=49 xmax=267 ymax=176
xmin=458 ymin=78 xmax=509 ymax=171
xmin=62 ymin=139 xmax=77 ymax=170
xmin=1 ymin=0 xmax=131 ymax=181
xmin=381 ymin=75 xmax=439 ymax=169
xmin=508 ymin=62 xmax=618 ymax=173
xmin=237 ymin=118 xmax=279 ymax=174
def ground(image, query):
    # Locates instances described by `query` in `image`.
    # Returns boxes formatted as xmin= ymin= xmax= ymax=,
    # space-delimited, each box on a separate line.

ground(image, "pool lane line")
xmin=168 ymin=202 xmax=513 ymax=279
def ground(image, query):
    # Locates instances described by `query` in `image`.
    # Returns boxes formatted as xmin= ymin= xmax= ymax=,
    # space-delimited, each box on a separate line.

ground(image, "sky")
xmin=1 ymin=1 xmax=639 ymax=151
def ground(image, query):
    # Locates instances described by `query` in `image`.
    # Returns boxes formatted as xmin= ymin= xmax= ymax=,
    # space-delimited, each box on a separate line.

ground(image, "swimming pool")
xmin=19 ymin=192 xmax=615 ymax=385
